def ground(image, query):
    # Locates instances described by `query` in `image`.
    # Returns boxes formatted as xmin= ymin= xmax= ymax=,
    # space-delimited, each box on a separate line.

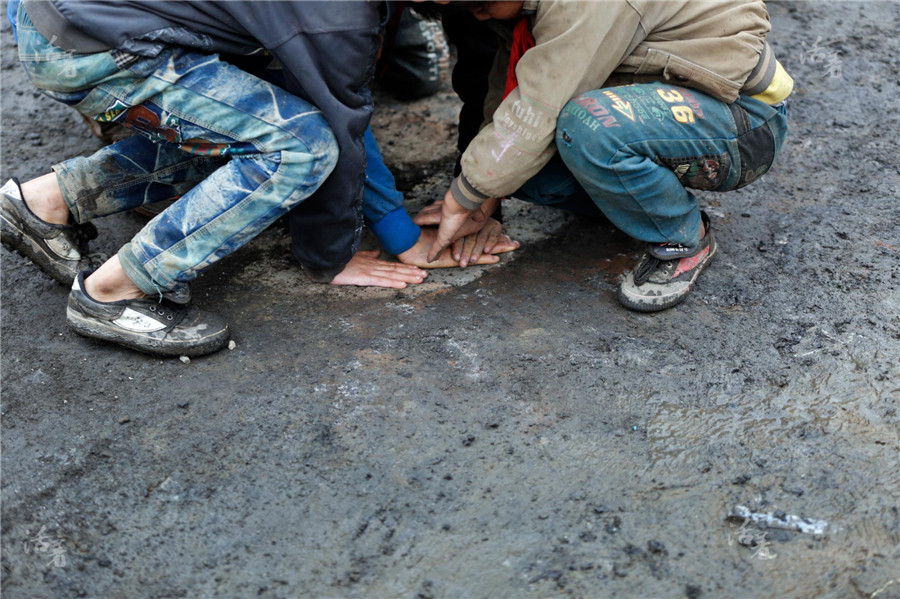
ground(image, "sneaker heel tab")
xmin=1 ymin=178 xmax=23 ymax=201
xmin=72 ymin=270 xmax=94 ymax=292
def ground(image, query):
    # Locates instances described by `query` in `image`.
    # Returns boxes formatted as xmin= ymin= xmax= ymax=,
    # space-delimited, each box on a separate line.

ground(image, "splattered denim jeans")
xmin=15 ymin=2 xmax=338 ymax=295
xmin=515 ymin=83 xmax=788 ymax=246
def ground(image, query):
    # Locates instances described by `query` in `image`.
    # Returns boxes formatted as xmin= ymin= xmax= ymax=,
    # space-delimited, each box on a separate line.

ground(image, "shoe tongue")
xmin=648 ymin=242 xmax=700 ymax=260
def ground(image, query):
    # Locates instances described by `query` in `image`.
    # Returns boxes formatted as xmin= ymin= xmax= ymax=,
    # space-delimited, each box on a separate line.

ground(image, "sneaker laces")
xmin=146 ymin=300 xmax=189 ymax=329
xmin=633 ymin=254 xmax=661 ymax=286
xmin=633 ymin=253 xmax=678 ymax=286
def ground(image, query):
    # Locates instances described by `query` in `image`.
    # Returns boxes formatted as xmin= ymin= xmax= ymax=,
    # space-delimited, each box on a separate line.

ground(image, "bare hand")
xmin=451 ymin=218 xmax=519 ymax=267
xmin=412 ymin=200 xmax=445 ymax=226
xmin=413 ymin=196 xmax=501 ymax=239
xmin=398 ymin=227 xmax=510 ymax=268
xmin=423 ymin=190 xmax=495 ymax=263
xmin=330 ymin=250 xmax=427 ymax=288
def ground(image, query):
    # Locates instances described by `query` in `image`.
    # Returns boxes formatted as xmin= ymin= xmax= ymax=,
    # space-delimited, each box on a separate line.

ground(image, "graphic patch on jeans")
xmin=601 ymin=90 xmax=636 ymax=122
xmin=96 ymin=99 xmax=130 ymax=123
xmin=179 ymin=139 xmax=255 ymax=157
xmin=122 ymin=104 xmax=182 ymax=144
xmin=655 ymin=153 xmax=731 ymax=191
xmin=566 ymin=95 xmax=621 ymax=129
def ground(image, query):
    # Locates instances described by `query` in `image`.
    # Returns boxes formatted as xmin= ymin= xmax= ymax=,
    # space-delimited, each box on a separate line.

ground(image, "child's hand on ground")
xmin=397 ymin=225 xmax=518 ymax=268
xmin=413 ymin=196 xmax=500 ymax=238
xmin=329 ymin=250 xmax=427 ymax=288
xmin=450 ymin=218 xmax=519 ymax=267
xmin=425 ymin=189 xmax=496 ymax=262
xmin=412 ymin=199 xmax=444 ymax=226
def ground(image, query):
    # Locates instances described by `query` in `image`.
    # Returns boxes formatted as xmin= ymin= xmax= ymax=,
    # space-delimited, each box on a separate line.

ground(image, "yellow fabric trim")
xmin=751 ymin=60 xmax=794 ymax=105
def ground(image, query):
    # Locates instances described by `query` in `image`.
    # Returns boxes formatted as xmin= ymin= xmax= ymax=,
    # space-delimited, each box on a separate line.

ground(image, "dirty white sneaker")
xmin=0 ymin=178 xmax=99 ymax=285
xmin=66 ymin=271 xmax=230 ymax=357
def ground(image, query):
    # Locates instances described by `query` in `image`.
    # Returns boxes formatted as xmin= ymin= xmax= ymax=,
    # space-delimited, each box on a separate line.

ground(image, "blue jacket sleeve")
xmin=363 ymin=127 xmax=421 ymax=255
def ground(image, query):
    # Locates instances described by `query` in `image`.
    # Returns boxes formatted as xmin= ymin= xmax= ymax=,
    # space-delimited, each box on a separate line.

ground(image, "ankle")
xmin=84 ymin=256 xmax=146 ymax=303
xmin=20 ymin=174 xmax=71 ymax=226
xmin=84 ymin=274 xmax=146 ymax=303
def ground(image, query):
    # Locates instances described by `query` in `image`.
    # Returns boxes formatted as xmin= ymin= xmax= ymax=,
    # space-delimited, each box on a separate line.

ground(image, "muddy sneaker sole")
xmin=0 ymin=179 xmax=93 ymax=285
xmin=66 ymin=272 xmax=230 ymax=357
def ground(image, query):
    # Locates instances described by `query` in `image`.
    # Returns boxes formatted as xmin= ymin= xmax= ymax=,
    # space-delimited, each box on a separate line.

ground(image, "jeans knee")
xmin=770 ymin=108 xmax=789 ymax=158
xmin=280 ymin=115 xmax=339 ymax=184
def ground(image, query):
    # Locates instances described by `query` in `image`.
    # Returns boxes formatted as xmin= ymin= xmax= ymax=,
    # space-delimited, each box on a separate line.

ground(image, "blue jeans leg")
xmin=55 ymin=135 xmax=224 ymax=222
xmin=555 ymin=83 xmax=788 ymax=246
xmin=512 ymin=153 xmax=602 ymax=217
xmin=17 ymin=10 xmax=338 ymax=295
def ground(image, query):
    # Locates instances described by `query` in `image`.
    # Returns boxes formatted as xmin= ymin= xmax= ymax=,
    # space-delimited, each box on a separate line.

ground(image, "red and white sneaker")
xmin=618 ymin=212 xmax=717 ymax=313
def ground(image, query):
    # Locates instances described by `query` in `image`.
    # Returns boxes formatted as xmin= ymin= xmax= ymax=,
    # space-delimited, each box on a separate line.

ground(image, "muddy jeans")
xmin=514 ymin=83 xmax=789 ymax=246
xmin=15 ymin=2 xmax=338 ymax=295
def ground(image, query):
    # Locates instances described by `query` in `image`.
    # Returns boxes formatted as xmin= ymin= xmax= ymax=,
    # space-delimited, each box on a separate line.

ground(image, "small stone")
xmin=118 ymin=415 xmax=130 ymax=424
xmin=228 ymin=340 xmax=236 ymax=350
xmin=769 ymin=529 xmax=792 ymax=543
xmin=647 ymin=540 xmax=667 ymax=555
xmin=179 ymin=356 xmax=190 ymax=364
xmin=686 ymin=584 xmax=704 ymax=598
xmin=605 ymin=516 xmax=621 ymax=534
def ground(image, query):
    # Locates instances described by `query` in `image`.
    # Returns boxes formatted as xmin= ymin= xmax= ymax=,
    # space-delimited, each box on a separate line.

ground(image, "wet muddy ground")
xmin=2 ymin=2 xmax=898 ymax=598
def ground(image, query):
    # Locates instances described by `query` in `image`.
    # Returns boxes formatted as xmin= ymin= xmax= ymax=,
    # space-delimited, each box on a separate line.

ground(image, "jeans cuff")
xmin=51 ymin=162 xmax=87 ymax=224
xmin=118 ymin=243 xmax=168 ymax=296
